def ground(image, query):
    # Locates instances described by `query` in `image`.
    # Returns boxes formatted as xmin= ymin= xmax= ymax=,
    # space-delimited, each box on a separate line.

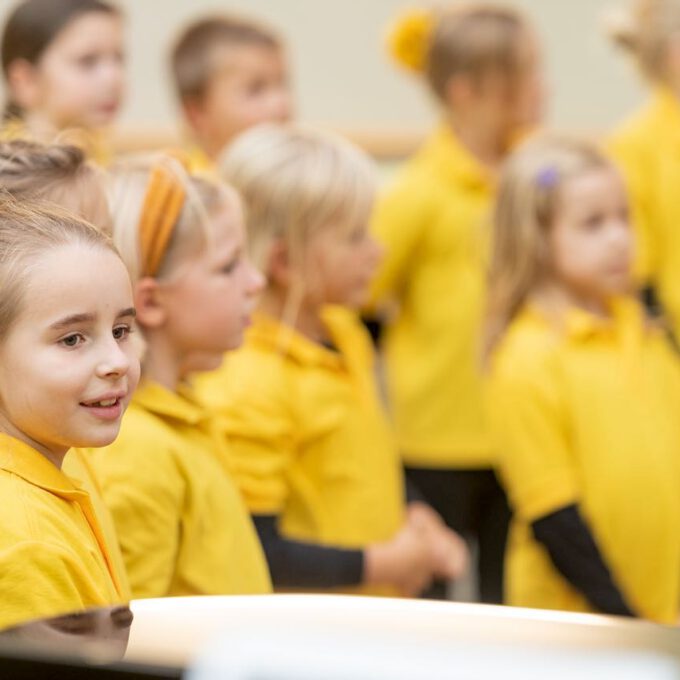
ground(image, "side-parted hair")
xmin=170 ymin=14 xmax=281 ymax=106
xmin=1 ymin=0 xmax=120 ymax=120
xmin=0 ymin=193 xmax=116 ymax=341
xmin=485 ymin=133 xmax=615 ymax=358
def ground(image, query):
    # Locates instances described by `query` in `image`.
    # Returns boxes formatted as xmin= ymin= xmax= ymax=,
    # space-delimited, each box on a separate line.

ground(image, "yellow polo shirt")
xmin=369 ymin=123 xmax=494 ymax=468
xmin=609 ymin=88 xmax=680 ymax=337
xmin=487 ymin=299 xmax=680 ymax=623
xmin=184 ymin=144 xmax=215 ymax=175
xmin=63 ymin=449 xmax=131 ymax=601
xmin=0 ymin=434 xmax=126 ymax=631
xmin=89 ymin=381 xmax=272 ymax=599
xmin=195 ymin=307 xmax=404 ymax=551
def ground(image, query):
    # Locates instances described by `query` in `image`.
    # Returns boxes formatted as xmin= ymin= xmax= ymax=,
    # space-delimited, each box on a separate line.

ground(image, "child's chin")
xmin=76 ymin=425 xmax=123 ymax=449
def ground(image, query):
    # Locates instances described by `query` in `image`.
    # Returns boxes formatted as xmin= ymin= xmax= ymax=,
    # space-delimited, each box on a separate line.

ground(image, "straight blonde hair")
xmin=485 ymin=134 xmax=614 ymax=359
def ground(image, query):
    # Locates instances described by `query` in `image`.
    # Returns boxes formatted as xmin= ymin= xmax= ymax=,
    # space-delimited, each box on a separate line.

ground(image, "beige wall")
xmin=0 ymin=0 xmax=647 ymax=135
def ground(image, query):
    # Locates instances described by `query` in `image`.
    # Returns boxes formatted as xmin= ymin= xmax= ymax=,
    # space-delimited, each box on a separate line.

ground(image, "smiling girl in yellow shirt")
xmin=0 ymin=197 xmax=139 ymax=631
xmin=486 ymin=134 xmax=680 ymax=623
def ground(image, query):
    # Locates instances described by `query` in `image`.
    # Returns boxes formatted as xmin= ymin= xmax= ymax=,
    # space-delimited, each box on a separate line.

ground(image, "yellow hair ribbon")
xmin=385 ymin=7 xmax=434 ymax=73
xmin=138 ymin=164 xmax=186 ymax=278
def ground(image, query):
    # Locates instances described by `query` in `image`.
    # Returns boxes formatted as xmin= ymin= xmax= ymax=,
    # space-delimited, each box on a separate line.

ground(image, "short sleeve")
xmin=0 ymin=541 xmax=104 ymax=630
xmin=487 ymin=352 xmax=580 ymax=522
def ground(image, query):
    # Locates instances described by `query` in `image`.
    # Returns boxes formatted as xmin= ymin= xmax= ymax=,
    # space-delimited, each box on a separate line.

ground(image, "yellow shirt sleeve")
xmin=0 ymin=540 xmax=106 ymax=630
xmin=488 ymin=351 xmax=580 ymax=523
xmin=368 ymin=175 xmax=432 ymax=307
xmin=92 ymin=437 xmax=184 ymax=600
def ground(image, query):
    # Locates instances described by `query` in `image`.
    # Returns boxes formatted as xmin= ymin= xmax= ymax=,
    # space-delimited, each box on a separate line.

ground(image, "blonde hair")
xmin=607 ymin=0 xmax=680 ymax=82
xmin=219 ymin=123 xmax=375 ymax=274
xmin=485 ymin=134 xmax=614 ymax=357
xmin=0 ymin=194 xmax=116 ymax=342
xmin=107 ymin=153 xmax=239 ymax=285
xmin=387 ymin=4 xmax=531 ymax=101
xmin=0 ymin=139 xmax=106 ymax=226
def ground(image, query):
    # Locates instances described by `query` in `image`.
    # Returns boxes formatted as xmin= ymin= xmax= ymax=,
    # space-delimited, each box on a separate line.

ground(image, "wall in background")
xmin=0 ymin=0 xmax=647 ymax=136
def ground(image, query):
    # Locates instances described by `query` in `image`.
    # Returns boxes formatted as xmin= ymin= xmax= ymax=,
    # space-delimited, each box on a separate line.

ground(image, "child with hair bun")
xmin=369 ymin=3 xmax=545 ymax=602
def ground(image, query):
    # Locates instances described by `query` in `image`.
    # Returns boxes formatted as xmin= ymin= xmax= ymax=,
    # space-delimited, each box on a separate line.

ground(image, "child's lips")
xmin=80 ymin=393 xmax=126 ymax=421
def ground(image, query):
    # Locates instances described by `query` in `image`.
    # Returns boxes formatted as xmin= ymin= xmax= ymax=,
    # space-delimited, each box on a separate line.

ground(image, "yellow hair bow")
xmin=385 ymin=7 xmax=434 ymax=73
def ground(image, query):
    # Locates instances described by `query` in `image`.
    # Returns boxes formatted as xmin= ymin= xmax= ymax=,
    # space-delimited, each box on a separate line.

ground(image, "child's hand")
xmin=407 ymin=501 xmax=469 ymax=581
xmin=364 ymin=520 xmax=435 ymax=596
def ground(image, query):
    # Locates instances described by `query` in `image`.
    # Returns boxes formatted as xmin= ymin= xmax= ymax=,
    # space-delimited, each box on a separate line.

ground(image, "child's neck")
xmin=22 ymin=112 xmax=63 ymax=143
xmin=258 ymin=288 xmax=329 ymax=344
xmin=446 ymin=111 xmax=506 ymax=170
xmin=0 ymin=417 xmax=66 ymax=469
xmin=141 ymin=332 xmax=185 ymax=392
xmin=532 ymin=282 xmax=611 ymax=320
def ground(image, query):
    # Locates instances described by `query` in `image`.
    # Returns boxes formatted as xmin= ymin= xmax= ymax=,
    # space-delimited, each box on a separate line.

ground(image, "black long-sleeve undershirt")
xmin=531 ymin=504 xmax=636 ymax=617
xmin=252 ymin=515 xmax=364 ymax=589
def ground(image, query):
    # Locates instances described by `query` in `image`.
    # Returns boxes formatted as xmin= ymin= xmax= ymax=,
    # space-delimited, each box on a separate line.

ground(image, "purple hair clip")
xmin=536 ymin=166 xmax=559 ymax=188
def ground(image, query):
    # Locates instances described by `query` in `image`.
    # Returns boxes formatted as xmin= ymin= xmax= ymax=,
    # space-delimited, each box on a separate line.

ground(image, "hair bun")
xmin=385 ymin=7 xmax=434 ymax=73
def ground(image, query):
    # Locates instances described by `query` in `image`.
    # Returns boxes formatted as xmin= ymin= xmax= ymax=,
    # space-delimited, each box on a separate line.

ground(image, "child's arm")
xmin=253 ymin=512 xmax=436 ymax=596
xmin=532 ymin=505 xmax=635 ymax=616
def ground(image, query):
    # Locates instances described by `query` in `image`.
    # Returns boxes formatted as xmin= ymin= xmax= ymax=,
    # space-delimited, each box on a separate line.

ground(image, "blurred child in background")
xmin=196 ymin=124 xmax=468 ymax=597
xmin=170 ymin=13 xmax=292 ymax=173
xmin=486 ymin=134 xmax=680 ymax=623
xmin=608 ymin=0 xmax=680 ymax=337
xmin=368 ymin=4 xmax=545 ymax=602
xmin=0 ymin=0 xmax=125 ymax=163
xmin=89 ymin=155 xmax=272 ymax=599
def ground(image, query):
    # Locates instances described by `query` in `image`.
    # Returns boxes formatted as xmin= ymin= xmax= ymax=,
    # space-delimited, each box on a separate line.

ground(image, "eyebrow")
xmin=49 ymin=307 xmax=136 ymax=331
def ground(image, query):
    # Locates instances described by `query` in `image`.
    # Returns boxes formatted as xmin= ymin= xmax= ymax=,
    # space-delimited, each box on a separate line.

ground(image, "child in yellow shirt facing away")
xmin=0 ymin=0 xmax=125 ymax=163
xmin=608 ymin=0 xmax=680 ymax=338
xmin=170 ymin=13 xmax=292 ymax=174
xmin=90 ymin=154 xmax=272 ymax=599
xmin=486 ymin=134 xmax=680 ymax=624
xmin=368 ymin=4 xmax=545 ymax=603
xmin=196 ymin=124 xmax=468 ymax=597
xmin=0 ymin=138 xmax=130 ymax=601
xmin=0 ymin=196 xmax=139 ymax=631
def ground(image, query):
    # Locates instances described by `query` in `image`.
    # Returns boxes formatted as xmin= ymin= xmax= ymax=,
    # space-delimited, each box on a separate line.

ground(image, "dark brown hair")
xmin=1 ymin=0 xmax=120 ymax=119
xmin=170 ymin=14 xmax=282 ymax=105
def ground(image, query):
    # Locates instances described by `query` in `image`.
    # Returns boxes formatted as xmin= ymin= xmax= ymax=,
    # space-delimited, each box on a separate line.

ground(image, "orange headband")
xmin=138 ymin=164 xmax=186 ymax=277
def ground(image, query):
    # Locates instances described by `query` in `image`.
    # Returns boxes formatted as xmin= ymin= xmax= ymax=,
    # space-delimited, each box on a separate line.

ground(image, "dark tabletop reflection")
xmin=0 ymin=604 xmax=133 ymax=663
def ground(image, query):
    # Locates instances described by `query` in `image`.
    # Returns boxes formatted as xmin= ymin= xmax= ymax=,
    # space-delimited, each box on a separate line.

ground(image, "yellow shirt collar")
xmin=247 ymin=308 xmax=347 ymax=370
xmin=419 ymin=123 xmax=494 ymax=192
xmin=0 ymin=433 xmax=88 ymax=499
xmin=132 ymin=380 xmax=207 ymax=425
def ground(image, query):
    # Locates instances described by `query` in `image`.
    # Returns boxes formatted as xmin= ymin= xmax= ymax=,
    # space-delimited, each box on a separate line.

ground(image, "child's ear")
xmin=267 ymin=238 xmax=293 ymax=288
xmin=444 ymin=73 xmax=475 ymax=111
xmin=6 ymin=59 xmax=41 ymax=110
xmin=133 ymin=277 xmax=166 ymax=329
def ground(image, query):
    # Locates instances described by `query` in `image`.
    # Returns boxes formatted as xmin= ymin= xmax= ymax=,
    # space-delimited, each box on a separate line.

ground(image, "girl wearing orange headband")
xmin=88 ymin=154 xmax=271 ymax=599
xmin=367 ymin=5 xmax=545 ymax=603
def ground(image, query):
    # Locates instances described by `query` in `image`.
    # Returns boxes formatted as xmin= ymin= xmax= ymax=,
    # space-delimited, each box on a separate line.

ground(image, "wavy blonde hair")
xmin=607 ymin=0 xmax=680 ymax=82
xmin=485 ymin=133 xmax=614 ymax=359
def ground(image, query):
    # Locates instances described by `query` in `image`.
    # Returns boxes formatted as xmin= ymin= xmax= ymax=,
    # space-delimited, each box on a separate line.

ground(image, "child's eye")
xmin=76 ymin=53 xmax=100 ymax=69
xmin=221 ymin=258 xmax=240 ymax=275
xmin=59 ymin=333 xmax=85 ymax=348
xmin=112 ymin=324 xmax=132 ymax=341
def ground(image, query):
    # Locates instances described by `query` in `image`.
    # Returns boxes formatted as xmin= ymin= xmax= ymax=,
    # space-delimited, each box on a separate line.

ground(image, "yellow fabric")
xmin=487 ymin=298 xmax=680 ymax=623
xmin=195 ymin=307 xmax=405 ymax=553
xmin=0 ymin=434 xmax=125 ymax=631
xmin=63 ymin=449 xmax=131 ymax=601
xmin=609 ymin=88 xmax=680 ymax=337
xmin=89 ymin=381 xmax=272 ymax=599
xmin=0 ymin=118 xmax=112 ymax=166
xmin=369 ymin=123 xmax=494 ymax=468
xmin=184 ymin=144 xmax=215 ymax=175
